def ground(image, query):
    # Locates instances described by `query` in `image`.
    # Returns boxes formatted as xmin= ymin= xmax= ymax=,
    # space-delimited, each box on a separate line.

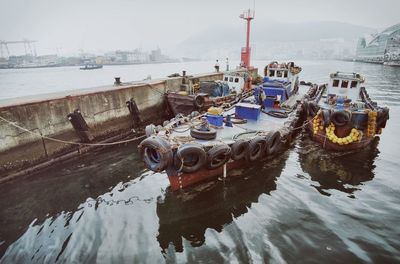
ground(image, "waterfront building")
xmin=356 ymin=23 xmax=400 ymax=66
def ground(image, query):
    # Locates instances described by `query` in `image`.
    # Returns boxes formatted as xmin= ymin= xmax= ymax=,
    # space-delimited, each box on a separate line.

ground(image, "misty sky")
xmin=0 ymin=0 xmax=399 ymax=56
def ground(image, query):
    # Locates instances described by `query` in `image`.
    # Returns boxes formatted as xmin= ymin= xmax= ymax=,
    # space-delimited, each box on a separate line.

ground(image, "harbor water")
xmin=0 ymin=61 xmax=400 ymax=263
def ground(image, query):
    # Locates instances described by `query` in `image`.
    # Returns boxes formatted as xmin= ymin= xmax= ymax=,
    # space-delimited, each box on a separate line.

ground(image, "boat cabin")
xmin=256 ymin=62 xmax=302 ymax=108
xmin=327 ymin=72 xmax=364 ymax=102
xmin=223 ymin=71 xmax=250 ymax=93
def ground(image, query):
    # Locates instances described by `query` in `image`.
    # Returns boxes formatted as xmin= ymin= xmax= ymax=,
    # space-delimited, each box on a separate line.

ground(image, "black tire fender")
xmin=247 ymin=136 xmax=268 ymax=161
xmin=206 ymin=144 xmax=232 ymax=169
xmin=377 ymin=107 xmax=389 ymax=129
xmin=174 ymin=143 xmax=207 ymax=173
xmin=190 ymin=127 xmax=217 ymax=140
xmin=265 ymin=131 xmax=281 ymax=155
xmin=308 ymin=101 xmax=319 ymax=117
xmin=331 ymin=110 xmax=352 ymax=127
xmin=321 ymin=109 xmax=331 ymax=127
xmin=231 ymin=139 xmax=250 ymax=160
xmin=138 ymin=136 xmax=173 ymax=172
xmin=194 ymin=95 xmax=205 ymax=109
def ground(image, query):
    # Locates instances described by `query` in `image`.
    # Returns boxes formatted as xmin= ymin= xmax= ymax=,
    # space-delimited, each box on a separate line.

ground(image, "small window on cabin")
xmin=224 ymin=77 xmax=228 ymax=81
xmin=350 ymin=81 xmax=358 ymax=88
xmin=277 ymin=71 xmax=282 ymax=77
xmin=229 ymin=77 xmax=233 ymax=82
xmin=234 ymin=78 xmax=239 ymax=83
xmin=269 ymin=70 xmax=274 ymax=77
xmin=333 ymin=80 xmax=339 ymax=87
xmin=284 ymin=71 xmax=288 ymax=78
xmin=341 ymin=80 xmax=349 ymax=88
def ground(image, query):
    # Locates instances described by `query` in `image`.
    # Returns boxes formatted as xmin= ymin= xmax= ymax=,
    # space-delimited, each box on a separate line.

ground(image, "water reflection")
xmin=0 ymin=143 xmax=142 ymax=259
xmin=156 ymin=152 xmax=289 ymax=253
xmin=298 ymin=136 xmax=379 ymax=196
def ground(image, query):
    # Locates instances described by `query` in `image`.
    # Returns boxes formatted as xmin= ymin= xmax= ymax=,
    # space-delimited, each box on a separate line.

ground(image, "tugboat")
xmin=165 ymin=70 xmax=253 ymax=116
xmin=304 ymin=72 xmax=389 ymax=151
xmin=138 ymin=62 xmax=308 ymax=191
xmin=165 ymin=9 xmax=257 ymax=117
xmin=79 ymin=63 xmax=103 ymax=70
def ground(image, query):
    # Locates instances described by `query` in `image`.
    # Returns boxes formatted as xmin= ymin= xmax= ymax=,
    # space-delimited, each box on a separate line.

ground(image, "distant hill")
xmin=172 ymin=21 xmax=374 ymax=59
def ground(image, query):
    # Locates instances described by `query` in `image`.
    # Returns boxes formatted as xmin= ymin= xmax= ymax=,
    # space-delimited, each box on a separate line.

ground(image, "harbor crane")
xmin=0 ymin=39 xmax=37 ymax=58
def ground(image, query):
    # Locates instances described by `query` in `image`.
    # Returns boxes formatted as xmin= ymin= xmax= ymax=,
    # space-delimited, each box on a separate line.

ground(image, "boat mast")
xmin=240 ymin=9 xmax=254 ymax=69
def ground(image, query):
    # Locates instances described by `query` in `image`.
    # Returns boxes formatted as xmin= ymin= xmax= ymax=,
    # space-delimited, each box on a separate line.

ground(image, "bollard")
xmin=126 ymin=98 xmax=142 ymax=127
xmin=67 ymin=109 xmax=93 ymax=142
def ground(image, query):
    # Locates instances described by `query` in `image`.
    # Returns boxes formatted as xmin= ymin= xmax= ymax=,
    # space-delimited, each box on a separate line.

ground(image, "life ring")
xmin=145 ymin=124 xmax=156 ymax=137
xmin=307 ymin=101 xmax=319 ymax=117
xmin=265 ymin=131 xmax=281 ymax=155
xmin=194 ymin=95 xmax=205 ymax=109
xmin=206 ymin=144 xmax=232 ymax=169
xmin=174 ymin=143 xmax=207 ymax=173
xmin=190 ymin=127 xmax=217 ymax=140
xmin=138 ymin=136 xmax=173 ymax=172
xmin=321 ymin=109 xmax=331 ymax=127
xmin=331 ymin=110 xmax=352 ymax=127
xmin=247 ymin=136 xmax=268 ymax=161
xmin=231 ymin=139 xmax=250 ymax=160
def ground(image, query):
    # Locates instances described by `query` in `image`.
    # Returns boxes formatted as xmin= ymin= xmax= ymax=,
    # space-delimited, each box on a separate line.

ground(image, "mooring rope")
xmin=0 ymin=115 xmax=145 ymax=146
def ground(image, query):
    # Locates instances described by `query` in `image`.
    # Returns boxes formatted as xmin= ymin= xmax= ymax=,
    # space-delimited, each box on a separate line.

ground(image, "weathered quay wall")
xmin=0 ymin=70 xmax=244 ymax=182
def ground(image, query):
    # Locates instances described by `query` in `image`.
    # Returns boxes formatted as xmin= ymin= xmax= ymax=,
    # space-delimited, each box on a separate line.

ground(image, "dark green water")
xmin=0 ymin=61 xmax=399 ymax=263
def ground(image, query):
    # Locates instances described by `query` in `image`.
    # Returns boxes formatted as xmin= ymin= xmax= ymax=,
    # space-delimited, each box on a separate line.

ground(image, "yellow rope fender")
xmin=365 ymin=109 xmax=378 ymax=137
xmin=325 ymin=123 xmax=362 ymax=145
xmin=312 ymin=110 xmax=323 ymax=135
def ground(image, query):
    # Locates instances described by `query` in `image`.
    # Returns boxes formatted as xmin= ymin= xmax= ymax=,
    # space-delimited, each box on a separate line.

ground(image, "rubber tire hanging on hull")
xmin=138 ymin=136 xmax=173 ymax=172
xmin=145 ymin=124 xmax=156 ymax=138
xmin=247 ymin=136 xmax=268 ymax=161
xmin=194 ymin=95 xmax=205 ymax=109
xmin=231 ymin=139 xmax=250 ymax=160
xmin=321 ymin=109 xmax=331 ymax=127
xmin=331 ymin=110 xmax=352 ymax=127
xmin=265 ymin=131 xmax=281 ymax=155
xmin=206 ymin=144 xmax=232 ymax=170
xmin=377 ymin=108 xmax=389 ymax=129
xmin=174 ymin=143 xmax=207 ymax=173
xmin=307 ymin=101 xmax=319 ymax=117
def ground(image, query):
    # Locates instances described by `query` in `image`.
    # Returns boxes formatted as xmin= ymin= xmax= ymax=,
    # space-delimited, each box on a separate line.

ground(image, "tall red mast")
xmin=240 ymin=9 xmax=254 ymax=69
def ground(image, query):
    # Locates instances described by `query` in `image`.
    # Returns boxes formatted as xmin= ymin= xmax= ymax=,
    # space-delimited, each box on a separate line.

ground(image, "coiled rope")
xmin=0 ymin=115 xmax=145 ymax=146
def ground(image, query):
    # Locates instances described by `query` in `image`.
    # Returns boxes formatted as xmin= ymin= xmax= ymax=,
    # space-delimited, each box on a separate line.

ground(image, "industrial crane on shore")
xmin=0 ymin=39 xmax=37 ymax=58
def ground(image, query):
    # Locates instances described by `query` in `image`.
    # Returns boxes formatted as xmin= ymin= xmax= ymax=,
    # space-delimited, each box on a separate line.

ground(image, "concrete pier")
xmin=0 ymin=71 xmax=238 ymax=182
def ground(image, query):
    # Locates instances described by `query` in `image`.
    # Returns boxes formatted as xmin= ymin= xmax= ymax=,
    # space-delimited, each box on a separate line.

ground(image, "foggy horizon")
xmin=1 ymin=0 xmax=399 ymax=57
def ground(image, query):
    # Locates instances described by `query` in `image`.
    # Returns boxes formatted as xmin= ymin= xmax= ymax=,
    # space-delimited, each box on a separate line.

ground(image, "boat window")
xmin=234 ymin=78 xmax=239 ymax=83
xmin=333 ymin=80 xmax=339 ymax=87
xmin=269 ymin=70 xmax=274 ymax=77
xmin=341 ymin=80 xmax=349 ymax=88
xmin=277 ymin=71 xmax=282 ymax=77
xmin=350 ymin=81 xmax=358 ymax=88
xmin=284 ymin=71 xmax=288 ymax=78
xmin=229 ymin=77 xmax=233 ymax=82
xmin=224 ymin=77 xmax=228 ymax=81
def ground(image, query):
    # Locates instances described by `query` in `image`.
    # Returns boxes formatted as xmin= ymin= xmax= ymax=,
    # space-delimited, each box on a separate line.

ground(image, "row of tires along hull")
xmin=138 ymin=131 xmax=282 ymax=175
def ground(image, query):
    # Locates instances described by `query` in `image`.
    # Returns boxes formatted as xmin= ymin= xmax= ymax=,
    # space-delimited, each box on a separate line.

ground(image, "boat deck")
xmin=160 ymin=85 xmax=308 ymax=147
